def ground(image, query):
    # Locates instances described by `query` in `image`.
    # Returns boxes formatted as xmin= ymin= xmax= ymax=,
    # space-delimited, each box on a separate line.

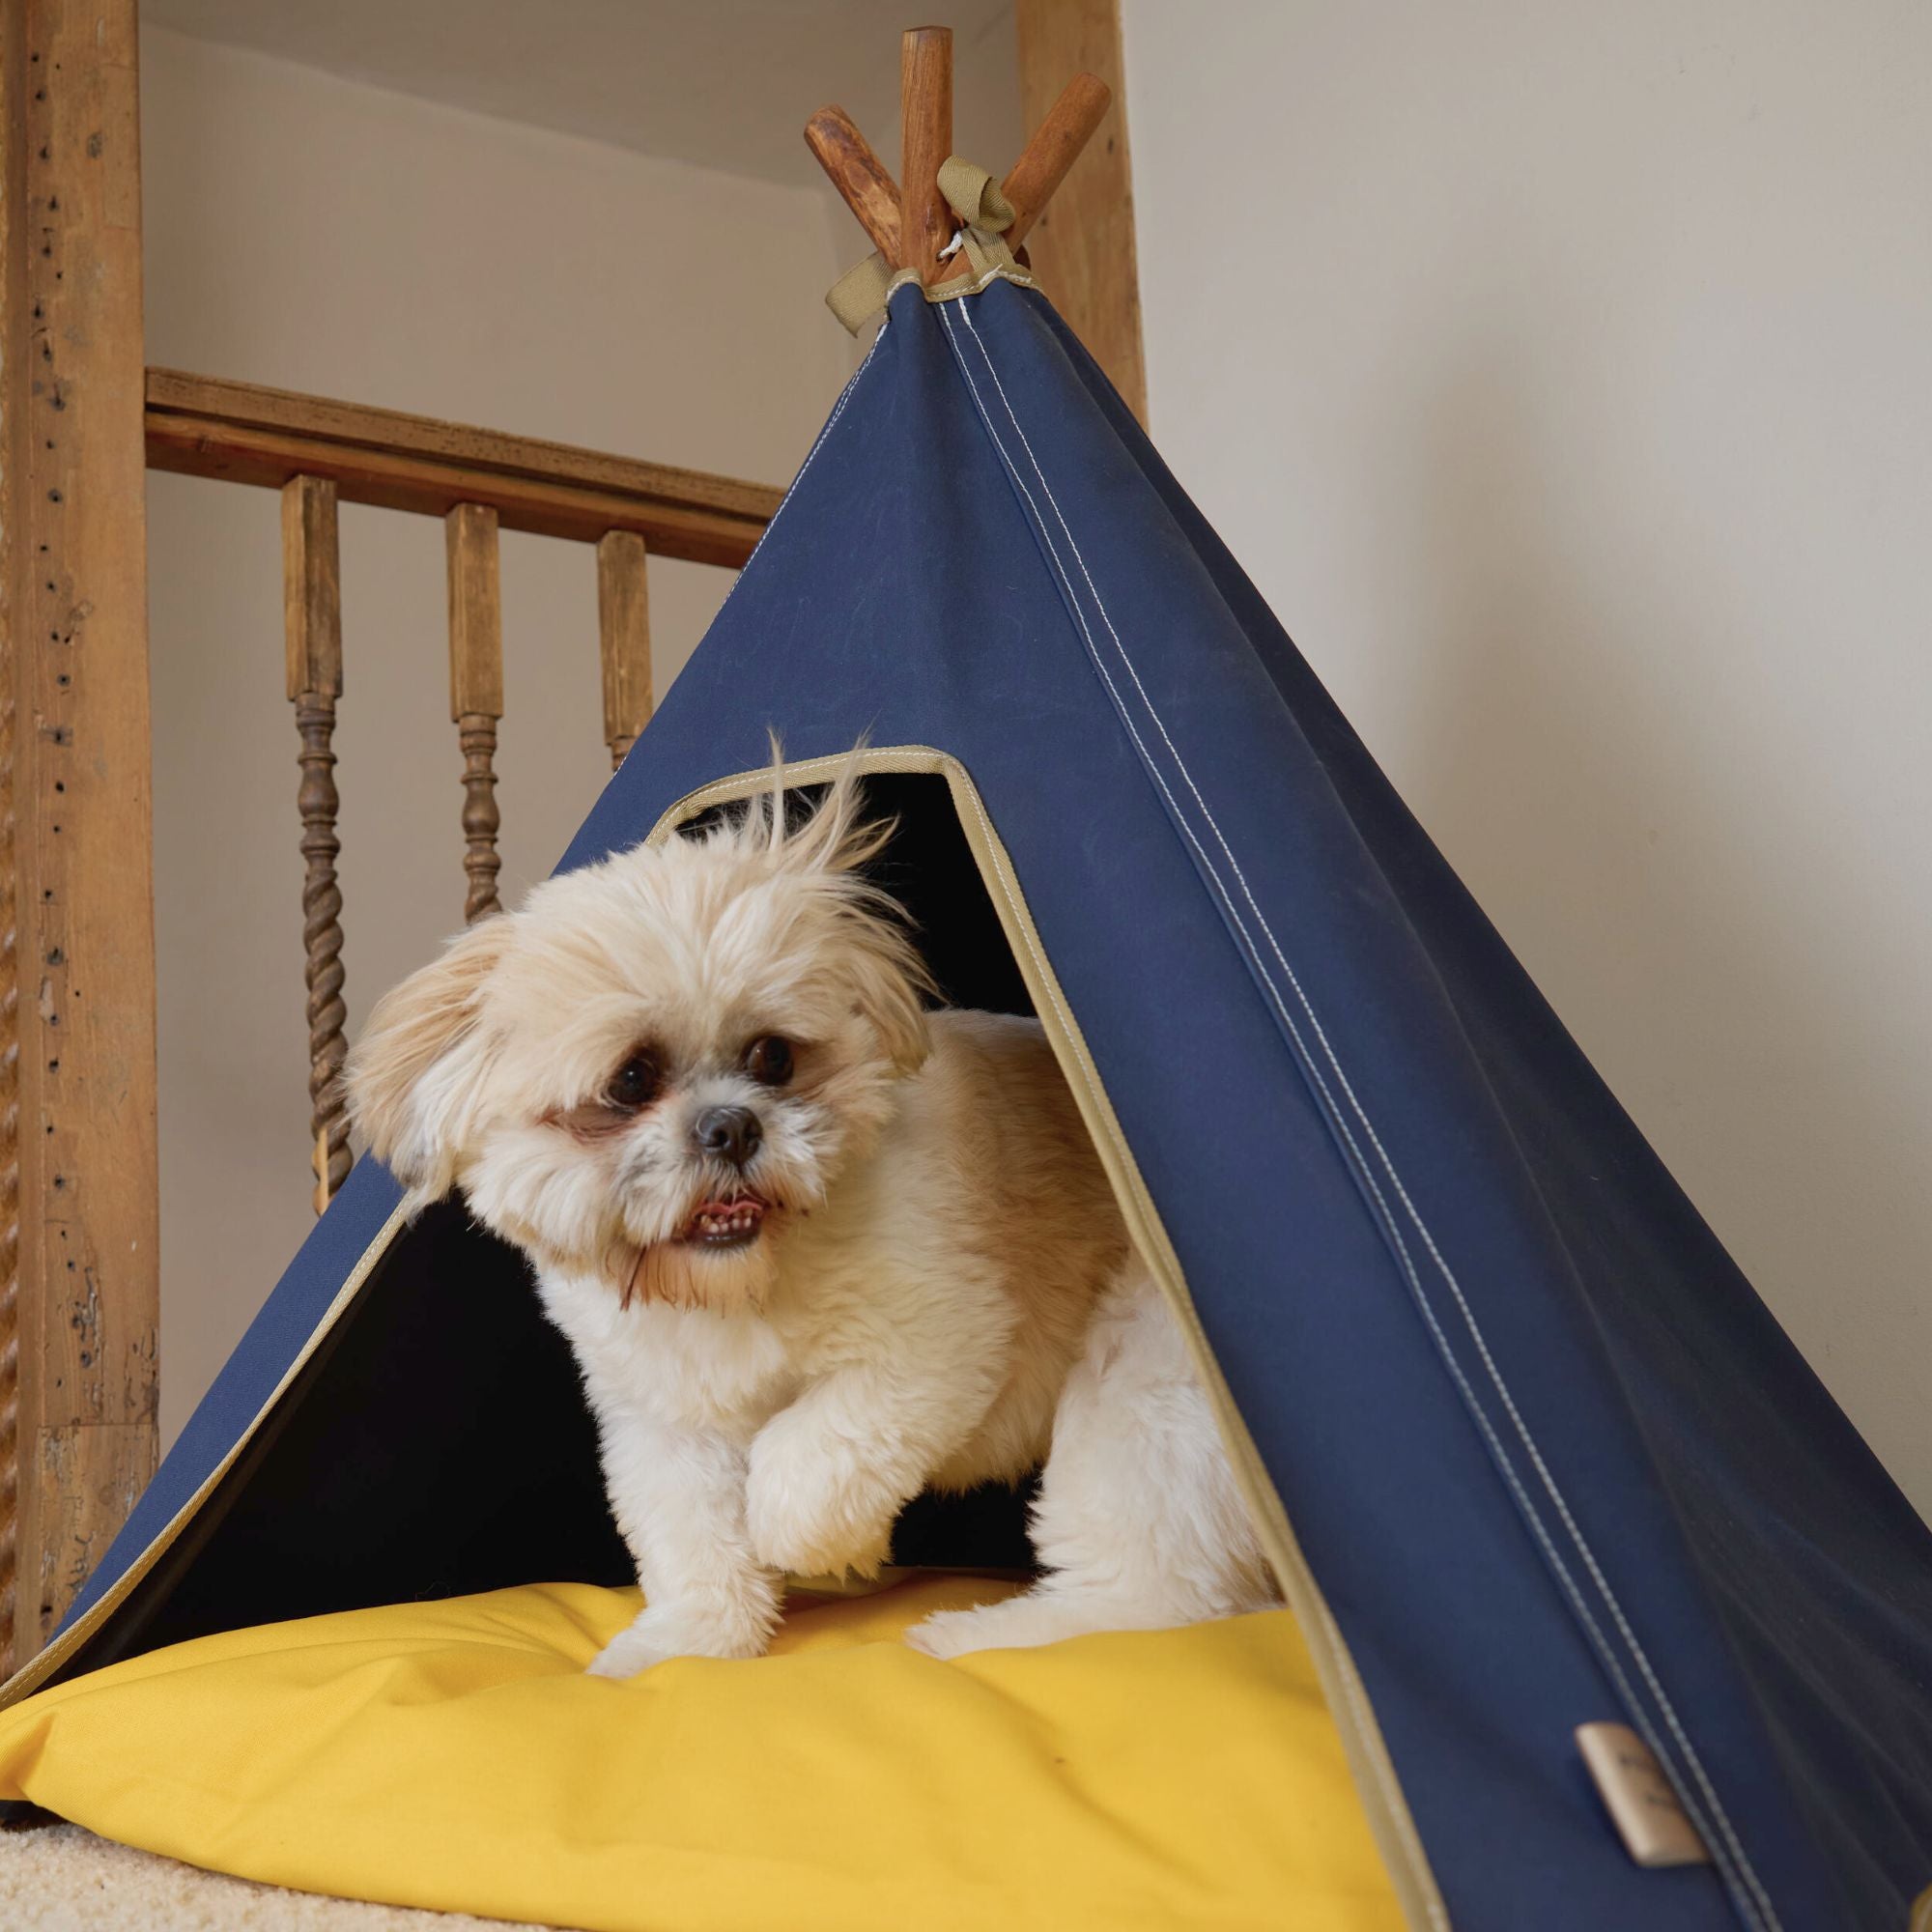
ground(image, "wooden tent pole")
xmin=999 ymin=71 xmax=1111 ymax=253
xmin=805 ymin=108 xmax=902 ymax=266
xmin=806 ymin=48 xmax=1113 ymax=296
xmin=898 ymin=26 xmax=953 ymax=280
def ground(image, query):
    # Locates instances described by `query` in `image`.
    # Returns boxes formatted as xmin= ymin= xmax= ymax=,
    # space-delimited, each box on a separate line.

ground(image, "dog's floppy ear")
xmin=777 ymin=765 xmax=932 ymax=1077
xmin=345 ymin=915 xmax=514 ymax=1209
xmin=843 ymin=934 xmax=931 ymax=1077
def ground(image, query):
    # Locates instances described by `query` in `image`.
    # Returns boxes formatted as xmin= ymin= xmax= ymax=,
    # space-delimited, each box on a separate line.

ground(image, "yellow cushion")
xmin=0 ymin=1575 xmax=1403 ymax=1931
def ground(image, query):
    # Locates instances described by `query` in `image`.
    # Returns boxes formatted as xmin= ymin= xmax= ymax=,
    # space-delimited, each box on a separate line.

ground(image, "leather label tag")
xmin=1576 ymin=1721 xmax=1713 ymax=1869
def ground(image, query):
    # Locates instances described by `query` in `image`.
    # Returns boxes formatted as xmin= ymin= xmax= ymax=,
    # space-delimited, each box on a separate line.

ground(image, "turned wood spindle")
xmin=595 ymin=531 xmax=654 ymax=771
xmin=445 ymin=502 xmax=506 ymax=923
xmin=282 ymin=475 xmax=352 ymax=1213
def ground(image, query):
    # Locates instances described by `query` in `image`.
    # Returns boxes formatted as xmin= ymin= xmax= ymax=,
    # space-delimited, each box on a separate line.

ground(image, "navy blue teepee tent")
xmin=8 ymin=273 xmax=1929 ymax=1931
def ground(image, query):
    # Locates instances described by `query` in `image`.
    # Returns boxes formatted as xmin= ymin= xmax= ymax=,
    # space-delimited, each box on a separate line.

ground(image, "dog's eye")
xmin=604 ymin=1053 xmax=661 ymax=1112
xmin=743 ymin=1036 xmax=794 ymax=1087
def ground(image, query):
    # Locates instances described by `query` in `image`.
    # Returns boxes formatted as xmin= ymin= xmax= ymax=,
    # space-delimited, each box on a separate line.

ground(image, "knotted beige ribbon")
xmin=825 ymin=156 xmax=1037 ymax=334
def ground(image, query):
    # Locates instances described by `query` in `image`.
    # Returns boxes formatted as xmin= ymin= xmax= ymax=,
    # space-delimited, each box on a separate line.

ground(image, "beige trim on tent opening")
xmin=0 ymin=744 xmax=1451 ymax=1932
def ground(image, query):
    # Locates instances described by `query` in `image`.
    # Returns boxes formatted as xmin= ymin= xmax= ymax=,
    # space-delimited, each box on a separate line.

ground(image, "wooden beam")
xmin=145 ymin=371 xmax=781 ymax=569
xmin=0 ymin=0 xmax=159 ymax=1668
xmin=900 ymin=26 xmax=954 ymax=280
xmin=1015 ymin=0 xmax=1147 ymax=425
xmin=595 ymin=532 xmax=653 ymax=771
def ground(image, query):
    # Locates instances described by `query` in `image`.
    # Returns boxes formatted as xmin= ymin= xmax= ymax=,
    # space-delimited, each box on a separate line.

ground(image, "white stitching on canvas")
xmin=953 ymin=301 xmax=1781 ymax=1932
xmin=950 ymin=781 xmax=1454 ymax=1932
xmin=938 ymin=307 xmax=1453 ymax=1931
xmin=943 ymin=298 xmax=1778 ymax=1932
xmin=950 ymin=296 xmax=1779 ymax=1932
xmin=936 ymin=302 xmax=1709 ymax=1930
xmin=942 ymin=769 xmax=1455 ymax=1930
xmin=950 ymin=297 xmax=1778 ymax=1931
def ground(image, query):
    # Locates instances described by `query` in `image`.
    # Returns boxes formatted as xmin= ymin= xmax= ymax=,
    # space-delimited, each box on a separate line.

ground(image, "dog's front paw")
xmin=745 ymin=1414 xmax=902 ymax=1579
xmin=586 ymin=1603 xmax=770 ymax=1680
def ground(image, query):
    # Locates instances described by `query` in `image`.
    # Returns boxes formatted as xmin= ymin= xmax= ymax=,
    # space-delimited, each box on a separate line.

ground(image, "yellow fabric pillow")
xmin=0 ymin=1575 xmax=1402 ymax=1931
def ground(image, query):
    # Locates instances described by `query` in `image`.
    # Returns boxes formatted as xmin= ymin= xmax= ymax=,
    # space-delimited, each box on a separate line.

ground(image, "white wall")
xmin=141 ymin=28 xmax=858 ymax=1442
xmin=1124 ymin=1 xmax=1932 ymax=1516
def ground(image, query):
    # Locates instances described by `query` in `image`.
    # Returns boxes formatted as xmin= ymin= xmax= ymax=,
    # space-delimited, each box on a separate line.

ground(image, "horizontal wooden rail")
xmin=145 ymin=370 xmax=782 ymax=569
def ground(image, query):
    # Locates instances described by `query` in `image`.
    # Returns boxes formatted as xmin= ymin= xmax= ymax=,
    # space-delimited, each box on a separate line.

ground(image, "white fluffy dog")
xmin=347 ymin=769 xmax=1275 ymax=1675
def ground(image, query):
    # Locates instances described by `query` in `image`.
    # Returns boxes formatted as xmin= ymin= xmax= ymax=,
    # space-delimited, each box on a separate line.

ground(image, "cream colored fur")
xmin=347 ymin=771 xmax=1275 ymax=1672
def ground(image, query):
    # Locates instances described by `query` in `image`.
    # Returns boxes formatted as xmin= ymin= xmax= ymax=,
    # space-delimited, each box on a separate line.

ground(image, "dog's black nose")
xmin=695 ymin=1104 xmax=762 ymax=1169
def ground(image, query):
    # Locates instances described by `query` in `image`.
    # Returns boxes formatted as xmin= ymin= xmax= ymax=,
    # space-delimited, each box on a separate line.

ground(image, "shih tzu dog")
xmin=346 ymin=763 xmax=1276 ymax=1676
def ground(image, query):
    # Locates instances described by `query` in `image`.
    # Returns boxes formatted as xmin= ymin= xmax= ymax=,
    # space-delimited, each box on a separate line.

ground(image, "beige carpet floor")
xmin=0 ymin=1820 xmax=559 ymax=1930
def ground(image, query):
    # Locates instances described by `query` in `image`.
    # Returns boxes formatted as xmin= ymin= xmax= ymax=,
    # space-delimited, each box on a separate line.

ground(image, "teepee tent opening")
xmin=0 ymin=24 xmax=1927 ymax=1932
xmin=52 ymin=770 xmax=1053 ymax=1679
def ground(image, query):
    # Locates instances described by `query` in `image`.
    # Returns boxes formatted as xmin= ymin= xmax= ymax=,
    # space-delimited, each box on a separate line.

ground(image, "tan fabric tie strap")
xmin=935 ymin=156 xmax=1014 ymax=235
xmin=825 ymin=156 xmax=1037 ymax=334
xmin=826 ymin=254 xmax=917 ymax=334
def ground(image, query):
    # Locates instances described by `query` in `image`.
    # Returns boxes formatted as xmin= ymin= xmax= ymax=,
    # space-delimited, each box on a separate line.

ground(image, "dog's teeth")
xmin=684 ymin=1199 xmax=764 ymax=1243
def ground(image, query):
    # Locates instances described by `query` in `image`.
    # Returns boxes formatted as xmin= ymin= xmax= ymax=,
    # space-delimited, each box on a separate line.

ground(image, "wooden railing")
xmin=146 ymin=369 xmax=783 ymax=1211
xmin=146 ymin=372 xmax=779 ymax=564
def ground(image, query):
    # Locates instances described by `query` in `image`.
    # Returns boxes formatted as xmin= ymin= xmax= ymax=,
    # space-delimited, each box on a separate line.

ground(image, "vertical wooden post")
xmin=1015 ymin=0 xmax=1148 ymax=424
xmin=444 ymin=503 xmax=503 ymax=924
xmin=0 ymin=5 xmax=20 ymax=1671
xmin=282 ymin=476 xmax=349 ymax=1215
xmin=0 ymin=0 xmax=159 ymax=1666
xmin=595 ymin=531 xmax=653 ymax=771
xmin=899 ymin=26 xmax=954 ymax=279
